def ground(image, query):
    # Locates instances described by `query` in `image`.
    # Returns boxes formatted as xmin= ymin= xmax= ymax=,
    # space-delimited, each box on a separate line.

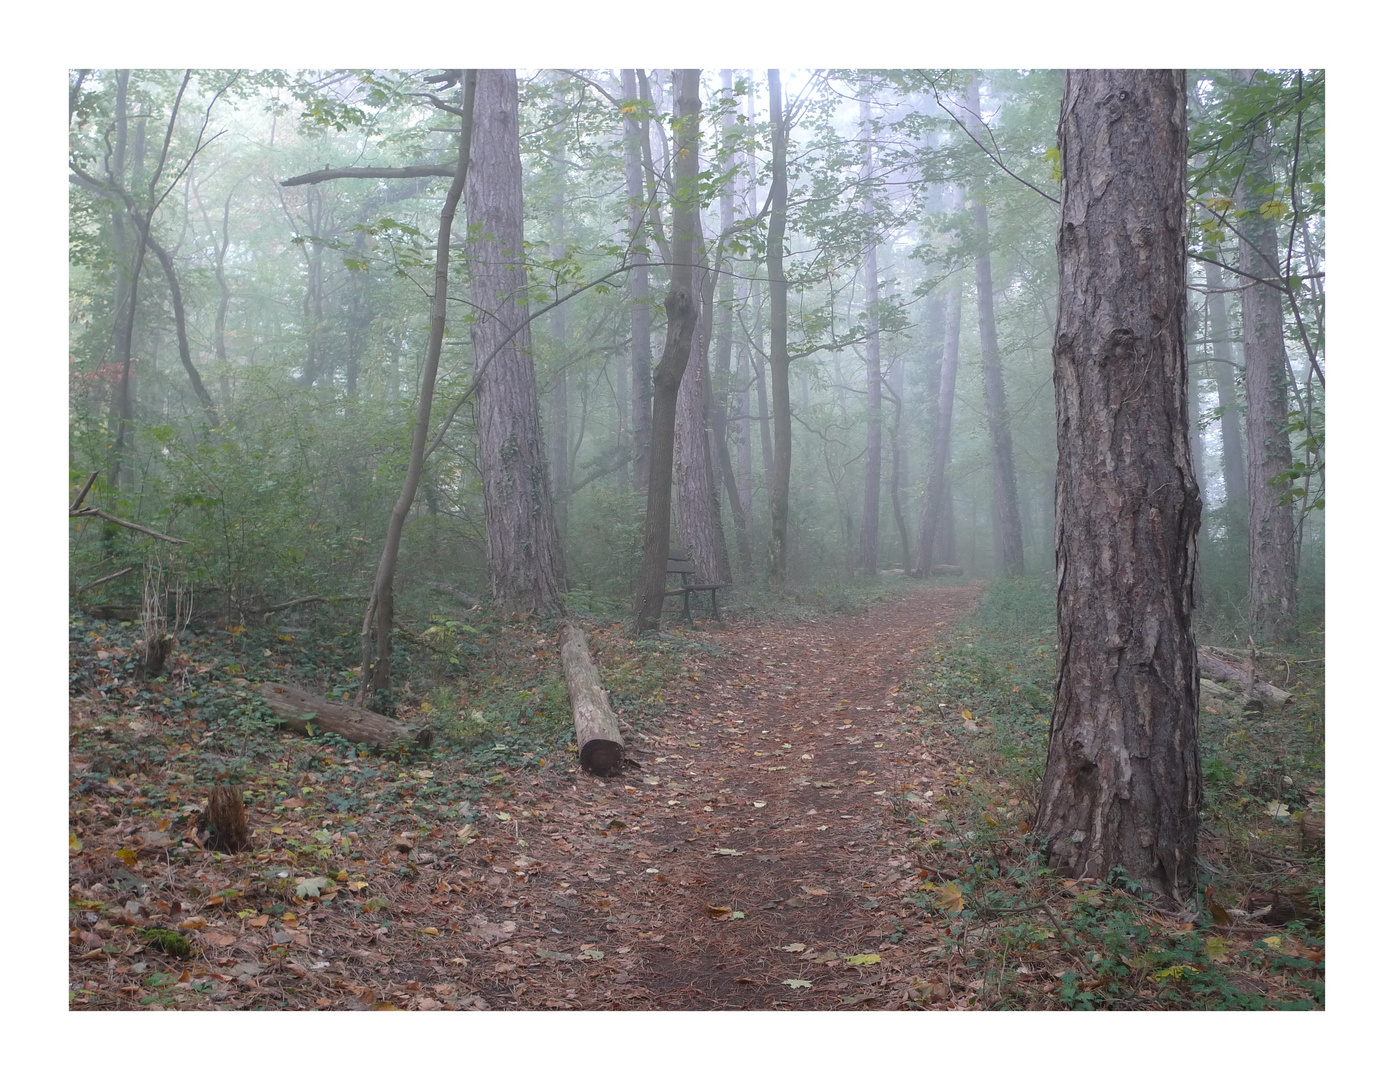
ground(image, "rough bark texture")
xmin=675 ymin=257 xmax=732 ymax=585
xmin=1233 ymin=70 xmax=1298 ymax=643
xmin=633 ymin=70 xmax=702 ymax=632
xmin=1035 ymin=69 xmax=1201 ymax=904
xmin=467 ymin=69 xmax=565 ymax=616
xmin=196 ymin=786 xmax=251 ymax=853
xmin=621 ymin=69 xmax=653 ymax=494
xmin=560 ymin=623 xmax=625 ymax=776
xmin=260 ymin=683 xmax=431 ymax=748
xmin=963 ymin=79 xmax=1026 ymax=576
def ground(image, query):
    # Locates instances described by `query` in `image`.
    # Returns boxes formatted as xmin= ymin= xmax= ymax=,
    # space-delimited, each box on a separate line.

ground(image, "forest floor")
xmin=68 ymin=580 xmax=1324 ymax=1010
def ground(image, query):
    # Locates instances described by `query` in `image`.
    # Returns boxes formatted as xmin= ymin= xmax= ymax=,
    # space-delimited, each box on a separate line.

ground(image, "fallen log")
xmin=258 ymin=683 xmax=433 ymax=749
xmin=559 ymin=622 xmax=624 ymax=776
xmin=929 ymin=564 xmax=964 ymax=576
xmin=1197 ymin=650 xmax=1291 ymax=704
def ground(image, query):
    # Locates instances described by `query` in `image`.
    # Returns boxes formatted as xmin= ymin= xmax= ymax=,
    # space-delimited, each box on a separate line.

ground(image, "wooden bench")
xmin=664 ymin=549 xmax=726 ymax=624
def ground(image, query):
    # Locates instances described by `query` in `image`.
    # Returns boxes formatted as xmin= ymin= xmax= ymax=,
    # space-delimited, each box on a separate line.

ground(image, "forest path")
xmin=429 ymin=582 xmax=984 ymax=1010
xmin=69 ymin=583 xmax=986 ymax=1012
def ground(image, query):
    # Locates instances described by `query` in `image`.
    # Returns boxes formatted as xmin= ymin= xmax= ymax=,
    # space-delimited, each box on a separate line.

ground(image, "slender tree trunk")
xmin=857 ymin=97 xmax=883 ymax=575
xmin=213 ymin=191 xmax=234 ymax=411
xmin=467 ymin=69 xmax=566 ymax=615
xmin=1204 ymin=258 xmax=1246 ymax=509
xmin=1233 ymin=71 xmax=1298 ymax=642
xmin=143 ymin=232 xmax=219 ymax=426
xmin=887 ymin=353 xmax=911 ymax=570
xmin=964 ymin=78 xmax=1026 ymax=576
xmin=622 ymin=69 xmax=653 ymax=492
xmin=360 ymin=73 xmax=477 ymax=701
xmin=634 ymin=70 xmax=703 ymax=632
xmin=938 ymin=478 xmax=956 ymax=564
xmin=1035 ymin=69 xmax=1201 ymax=904
xmin=766 ymin=69 xmax=793 ymax=584
xmin=711 ymin=69 xmax=753 ymax=580
xmin=548 ymin=154 xmax=570 ymax=540
xmin=914 ymin=267 xmax=963 ymax=576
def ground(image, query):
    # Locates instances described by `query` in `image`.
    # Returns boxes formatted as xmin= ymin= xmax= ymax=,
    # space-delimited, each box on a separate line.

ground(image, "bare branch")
xmin=280 ymin=164 xmax=457 ymax=187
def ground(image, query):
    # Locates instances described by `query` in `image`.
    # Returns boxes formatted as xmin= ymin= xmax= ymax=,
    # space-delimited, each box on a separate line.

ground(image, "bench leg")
xmin=682 ymin=589 xmax=693 ymax=625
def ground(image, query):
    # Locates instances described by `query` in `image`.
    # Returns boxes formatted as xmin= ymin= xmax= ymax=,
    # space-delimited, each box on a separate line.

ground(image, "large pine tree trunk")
xmin=1232 ymin=70 xmax=1298 ymax=643
xmin=633 ymin=70 xmax=703 ymax=632
xmin=963 ymin=78 xmax=1026 ymax=577
xmin=467 ymin=69 xmax=565 ymax=616
xmin=1035 ymin=69 xmax=1201 ymax=904
xmin=621 ymin=69 xmax=653 ymax=494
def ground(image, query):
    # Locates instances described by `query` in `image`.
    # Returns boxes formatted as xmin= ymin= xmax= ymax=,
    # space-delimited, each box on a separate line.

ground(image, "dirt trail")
xmin=436 ymin=583 xmax=983 ymax=1009
xmin=70 ymin=583 xmax=984 ymax=1011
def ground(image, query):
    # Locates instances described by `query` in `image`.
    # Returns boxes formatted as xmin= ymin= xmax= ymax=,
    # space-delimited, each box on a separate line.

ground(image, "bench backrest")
xmin=666 ymin=550 xmax=699 ymax=577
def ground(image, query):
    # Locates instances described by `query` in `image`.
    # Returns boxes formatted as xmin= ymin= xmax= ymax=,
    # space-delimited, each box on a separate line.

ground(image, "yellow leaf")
xmin=933 ymin=880 xmax=965 ymax=913
xmin=115 ymin=847 xmax=138 ymax=867
xmin=960 ymin=709 xmax=972 ymax=721
xmin=1204 ymin=936 xmax=1229 ymax=960
xmin=1262 ymin=935 xmax=1283 ymax=949
xmin=69 ymin=833 xmax=83 ymax=855
xmin=844 ymin=953 xmax=881 ymax=965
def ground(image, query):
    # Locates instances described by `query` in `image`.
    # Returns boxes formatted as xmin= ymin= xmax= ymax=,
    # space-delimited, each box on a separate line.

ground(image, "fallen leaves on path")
xmin=69 ymin=584 xmax=1009 ymax=1011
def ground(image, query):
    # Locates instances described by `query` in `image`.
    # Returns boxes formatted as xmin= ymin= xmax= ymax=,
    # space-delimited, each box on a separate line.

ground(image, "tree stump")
xmin=196 ymin=785 xmax=251 ymax=852
xmin=559 ymin=622 xmax=624 ymax=776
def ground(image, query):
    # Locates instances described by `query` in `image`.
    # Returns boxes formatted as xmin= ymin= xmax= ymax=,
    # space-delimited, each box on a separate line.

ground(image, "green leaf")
xmin=844 ymin=953 xmax=881 ymax=966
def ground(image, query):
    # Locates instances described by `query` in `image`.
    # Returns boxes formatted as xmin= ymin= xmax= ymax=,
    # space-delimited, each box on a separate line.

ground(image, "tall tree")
xmin=467 ymin=69 xmax=565 ymax=615
xmin=360 ymin=72 xmax=477 ymax=700
xmin=1232 ymin=69 xmax=1298 ymax=642
xmin=963 ymin=77 xmax=1026 ymax=576
xmin=547 ymin=81 xmax=571 ymax=539
xmin=913 ymin=260 xmax=964 ymax=573
xmin=765 ymin=68 xmax=794 ymax=584
xmin=621 ymin=69 xmax=654 ymax=493
xmin=710 ymin=69 xmax=755 ymax=580
xmin=633 ymin=69 xmax=703 ymax=632
xmin=1203 ymin=258 xmax=1246 ymax=509
xmin=1035 ymin=69 xmax=1201 ymax=904
xmin=675 ymin=252 xmax=731 ymax=585
xmin=857 ymin=94 xmax=883 ymax=575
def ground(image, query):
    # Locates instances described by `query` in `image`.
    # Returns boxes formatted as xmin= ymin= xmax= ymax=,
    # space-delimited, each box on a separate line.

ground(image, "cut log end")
xmin=579 ymin=739 xmax=625 ymax=777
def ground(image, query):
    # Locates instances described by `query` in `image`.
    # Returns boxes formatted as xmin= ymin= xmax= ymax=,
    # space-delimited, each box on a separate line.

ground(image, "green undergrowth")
xmin=898 ymin=575 xmax=1324 ymax=1010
